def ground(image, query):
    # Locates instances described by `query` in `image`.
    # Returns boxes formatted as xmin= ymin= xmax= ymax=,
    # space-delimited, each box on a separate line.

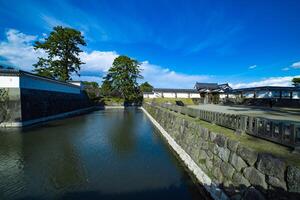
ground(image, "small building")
xmin=194 ymin=82 xmax=232 ymax=104
xmin=0 ymin=69 xmax=93 ymax=127
xmin=143 ymin=88 xmax=200 ymax=99
xmin=233 ymin=86 xmax=300 ymax=99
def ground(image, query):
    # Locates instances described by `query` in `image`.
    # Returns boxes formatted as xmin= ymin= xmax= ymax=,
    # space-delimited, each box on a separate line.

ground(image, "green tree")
xmin=104 ymin=55 xmax=143 ymax=102
xmin=292 ymin=78 xmax=300 ymax=86
xmin=82 ymin=81 xmax=99 ymax=88
xmin=33 ymin=26 xmax=86 ymax=81
xmin=140 ymin=82 xmax=153 ymax=92
xmin=100 ymin=80 xmax=113 ymax=97
xmin=82 ymin=81 xmax=101 ymax=100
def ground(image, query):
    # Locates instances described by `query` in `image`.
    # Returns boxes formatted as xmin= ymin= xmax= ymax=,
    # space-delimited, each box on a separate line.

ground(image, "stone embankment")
xmin=143 ymin=103 xmax=300 ymax=200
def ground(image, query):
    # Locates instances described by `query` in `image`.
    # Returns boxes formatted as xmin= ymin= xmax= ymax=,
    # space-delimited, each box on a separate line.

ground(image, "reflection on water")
xmin=0 ymin=108 xmax=209 ymax=200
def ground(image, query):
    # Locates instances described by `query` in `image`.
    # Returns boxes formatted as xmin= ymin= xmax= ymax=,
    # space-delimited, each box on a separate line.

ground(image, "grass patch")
xmin=102 ymin=97 xmax=124 ymax=106
xmin=159 ymin=106 xmax=300 ymax=167
xmin=144 ymin=98 xmax=198 ymax=105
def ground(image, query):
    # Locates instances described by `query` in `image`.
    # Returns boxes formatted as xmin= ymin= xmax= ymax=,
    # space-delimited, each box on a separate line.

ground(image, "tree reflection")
xmin=108 ymin=108 xmax=137 ymax=157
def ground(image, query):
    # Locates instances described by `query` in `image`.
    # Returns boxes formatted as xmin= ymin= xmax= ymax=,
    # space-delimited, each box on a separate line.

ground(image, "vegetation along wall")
xmin=0 ymin=88 xmax=22 ymax=126
xmin=143 ymin=103 xmax=300 ymax=200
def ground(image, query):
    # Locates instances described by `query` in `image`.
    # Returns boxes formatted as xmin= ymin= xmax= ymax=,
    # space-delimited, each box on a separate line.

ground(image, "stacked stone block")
xmin=143 ymin=103 xmax=300 ymax=200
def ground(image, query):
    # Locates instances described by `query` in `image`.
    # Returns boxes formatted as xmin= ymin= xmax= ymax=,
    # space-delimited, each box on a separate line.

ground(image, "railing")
xmin=152 ymin=103 xmax=300 ymax=148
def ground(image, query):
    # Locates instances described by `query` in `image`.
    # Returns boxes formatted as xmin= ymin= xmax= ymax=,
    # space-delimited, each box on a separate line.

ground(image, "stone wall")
xmin=159 ymin=103 xmax=300 ymax=148
xmin=143 ymin=103 xmax=300 ymax=200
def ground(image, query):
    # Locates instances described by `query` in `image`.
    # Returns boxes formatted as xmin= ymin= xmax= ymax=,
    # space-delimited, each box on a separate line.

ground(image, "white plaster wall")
xmin=163 ymin=92 xmax=176 ymax=98
xmin=153 ymin=92 xmax=163 ymax=98
xmin=0 ymin=76 xmax=20 ymax=88
xmin=219 ymin=94 xmax=227 ymax=99
xmin=177 ymin=93 xmax=189 ymax=98
xmin=148 ymin=94 xmax=156 ymax=98
xmin=143 ymin=94 xmax=156 ymax=98
xmin=228 ymin=94 xmax=236 ymax=98
xmin=190 ymin=93 xmax=201 ymax=98
xmin=20 ymin=75 xmax=81 ymax=94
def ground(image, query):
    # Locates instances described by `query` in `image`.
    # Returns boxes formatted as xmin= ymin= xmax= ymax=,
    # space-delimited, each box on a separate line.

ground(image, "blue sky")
xmin=0 ymin=0 xmax=300 ymax=88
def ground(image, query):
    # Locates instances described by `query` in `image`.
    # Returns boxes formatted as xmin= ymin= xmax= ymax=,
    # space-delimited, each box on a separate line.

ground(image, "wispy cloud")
xmin=291 ymin=61 xmax=300 ymax=69
xmin=278 ymin=61 xmax=300 ymax=71
xmin=282 ymin=67 xmax=290 ymax=71
xmin=41 ymin=15 xmax=71 ymax=30
xmin=230 ymin=75 xmax=300 ymax=89
xmin=248 ymin=65 xmax=257 ymax=69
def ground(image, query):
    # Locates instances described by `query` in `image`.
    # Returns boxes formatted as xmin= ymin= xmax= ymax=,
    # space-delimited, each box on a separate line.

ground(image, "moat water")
xmin=0 ymin=108 xmax=209 ymax=200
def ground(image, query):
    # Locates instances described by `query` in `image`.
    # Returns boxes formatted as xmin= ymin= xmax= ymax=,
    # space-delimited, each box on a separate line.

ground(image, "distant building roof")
xmin=153 ymin=88 xmax=199 ymax=93
xmin=194 ymin=82 xmax=219 ymax=90
xmin=194 ymin=82 xmax=232 ymax=93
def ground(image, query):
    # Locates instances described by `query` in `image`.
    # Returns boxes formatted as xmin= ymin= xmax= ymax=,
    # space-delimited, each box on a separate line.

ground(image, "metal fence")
xmin=153 ymin=103 xmax=300 ymax=148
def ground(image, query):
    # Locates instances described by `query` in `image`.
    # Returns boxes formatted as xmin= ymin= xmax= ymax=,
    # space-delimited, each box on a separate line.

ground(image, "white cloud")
xmin=0 ymin=29 xmax=212 ymax=87
xmin=291 ymin=61 xmax=300 ymax=69
xmin=141 ymin=61 xmax=211 ymax=88
xmin=248 ymin=65 xmax=257 ymax=69
xmin=282 ymin=67 xmax=290 ymax=71
xmin=230 ymin=75 xmax=300 ymax=89
xmin=80 ymin=51 xmax=118 ymax=72
xmin=0 ymin=28 xmax=116 ymax=73
xmin=0 ymin=29 xmax=45 ymax=71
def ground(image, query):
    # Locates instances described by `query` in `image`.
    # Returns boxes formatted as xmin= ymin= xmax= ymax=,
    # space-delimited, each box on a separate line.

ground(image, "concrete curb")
xmin=105 ymin=106 xmax=125 ymax=109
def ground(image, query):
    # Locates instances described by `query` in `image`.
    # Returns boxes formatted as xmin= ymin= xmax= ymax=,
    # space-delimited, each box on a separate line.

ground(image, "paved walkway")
xmin=188 ymin=104 xmax=300 ymax=122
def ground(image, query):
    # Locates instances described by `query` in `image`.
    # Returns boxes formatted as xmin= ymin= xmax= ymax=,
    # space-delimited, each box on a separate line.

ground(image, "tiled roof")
xmin=194 ymin=82 xmax=218 ymax=90
xmin=195 ymin=82 xmax=232 ymax=92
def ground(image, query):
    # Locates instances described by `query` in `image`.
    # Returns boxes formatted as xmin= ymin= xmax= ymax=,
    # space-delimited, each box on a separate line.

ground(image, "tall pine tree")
xmin=104 ymin=56 xmax=143 ymax=103
xmin=33 ymin=26 xmax=86 ymax=81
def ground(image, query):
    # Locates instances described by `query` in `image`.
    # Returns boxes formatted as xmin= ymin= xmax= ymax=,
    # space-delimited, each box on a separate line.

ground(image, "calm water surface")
xmin=0 ymin=108 xmax=209 ymax=200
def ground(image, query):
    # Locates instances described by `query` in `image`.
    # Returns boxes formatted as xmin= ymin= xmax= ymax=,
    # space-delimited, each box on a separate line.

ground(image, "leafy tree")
xmin=82 ymin=81 xmax=101 ymax=100
xmin=100 ymin=80 xmax=113 ymax=97
xmin=33 ymin=26 xmax=86 ymax=81
xmin=103 ymin=55 xmax=143 ymax=103
xmin=82 ymin=81 xmax=99 ymax=88
xmin=292 ymin=78 xmax=300 ymax=86
xmin=140 ymin=82 xmax=153 ymax=92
